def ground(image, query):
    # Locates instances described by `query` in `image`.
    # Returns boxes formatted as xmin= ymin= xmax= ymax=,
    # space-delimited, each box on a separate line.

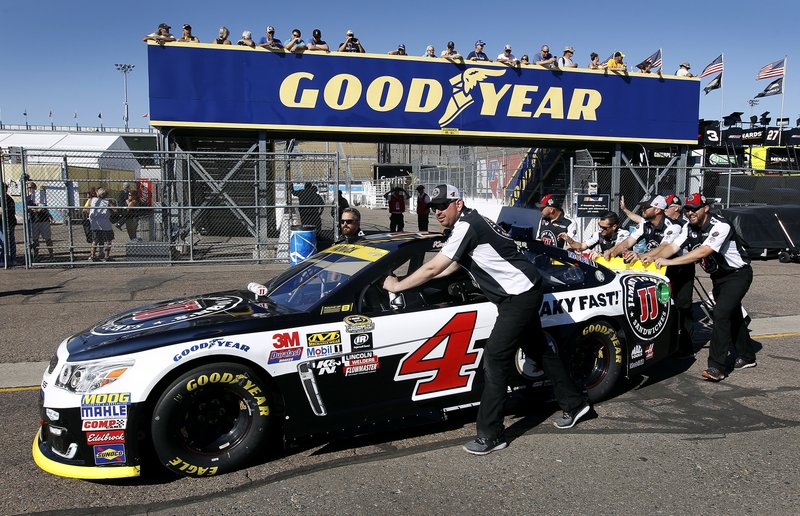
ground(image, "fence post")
xmin=0 ymin=155 xmax=8 ymax=269
xmin=611 ymin=144 xmax=622 ymax=212
xmin=187 ymin=152 xmax=193 ymax=262
xmin=726 ymin=170 xmax=732 ymax=208
xmin=19 ymin=149 xmax=32 ymax=268
xmin=62 ymin=155 xmax=76 ymax=264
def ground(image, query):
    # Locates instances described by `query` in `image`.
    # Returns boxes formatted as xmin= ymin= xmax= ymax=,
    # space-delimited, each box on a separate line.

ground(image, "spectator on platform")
xmin=423 ymin=45 xmax=436 ymax=58
xmin=535 ymin=45 xmax=557 ymax=68
xmin=215 ymin=26 xmax=232 ymax=45
xmin=558 ymin=46 xmax=578 ymax=68
xmin=388 ymin=43 xmax=407 ymax=56
xmin=258 ymin=26 xmax=283 ymax=49
xmin=178 ymin=24 xmax=200 ymax=43
xmin=607 ymin=51 xmax=626 ymax=70
xmin=520 ymin=54 xmax=530 ymax=65
xmin=467 ymin=40 xmax=491 ymax=61
xmin=143 ymin=23 xmax=176 ymax=45
xmin=441 ymin=40 xmax=462 ymax=59
xmin=284 ymin=28 xmax=307 ymax=51
xmin=307 ymin=29 xmax=329 ymax=52
xmin=496 ymin=44 xmax=519 ymax=65
xmin=676 ymin=62 xmax=694 ymax=77
xmin=589 ymin=52 xmax=603 ymax=70
xmin=237 ymin=31 xmax=256 ymax=48
xmin=338 ymin=30 xmax=365 ymax=53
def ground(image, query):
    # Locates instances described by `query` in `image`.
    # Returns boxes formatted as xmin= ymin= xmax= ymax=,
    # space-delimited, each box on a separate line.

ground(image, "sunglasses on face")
xmin=598 ymin=224 xmax=613 ymax=230
xmin=340 ymin=219 xmax=357 ymax=225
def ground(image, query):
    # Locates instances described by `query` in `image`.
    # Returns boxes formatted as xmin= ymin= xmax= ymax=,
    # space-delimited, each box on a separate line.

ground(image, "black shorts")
xmin=92 ymin=230 xmax=115 ymax=244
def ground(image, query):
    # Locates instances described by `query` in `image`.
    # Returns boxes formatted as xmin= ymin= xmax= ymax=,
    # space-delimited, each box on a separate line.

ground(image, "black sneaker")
xmin=553 ymin=402 xmax=591 ymax=429
xmin=733 ymin=357 xmax=757 ymax=370
xmin=673 ymin=351 xmax=696 ymax=360
xmin=702 ymin=367 xmax=726 ymax=381
xmin=462 ymin=436 xmax=507 ymax=456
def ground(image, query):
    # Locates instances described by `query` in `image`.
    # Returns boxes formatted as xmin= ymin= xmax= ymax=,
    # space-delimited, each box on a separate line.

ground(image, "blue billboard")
xmin=148 ymin=43 xmax=699 ymax=144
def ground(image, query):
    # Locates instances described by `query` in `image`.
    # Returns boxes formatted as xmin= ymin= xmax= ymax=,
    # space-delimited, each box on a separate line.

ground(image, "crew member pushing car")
xmin=655 ymin=193 xmax=757 ymax=381
xmin=383 ymin=184 xmax=591 ymax=455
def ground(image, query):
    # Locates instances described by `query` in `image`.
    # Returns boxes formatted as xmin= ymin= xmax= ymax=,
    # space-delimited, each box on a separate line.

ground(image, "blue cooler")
xmin=289 ymin=225 xmax=317 ymax=265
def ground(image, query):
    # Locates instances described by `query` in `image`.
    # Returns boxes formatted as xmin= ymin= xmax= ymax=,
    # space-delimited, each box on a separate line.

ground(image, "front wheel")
xmin=151 ymin=362 xmax=272 ymax=477
xmin=569 ymin=321 xmax=624 ymax=402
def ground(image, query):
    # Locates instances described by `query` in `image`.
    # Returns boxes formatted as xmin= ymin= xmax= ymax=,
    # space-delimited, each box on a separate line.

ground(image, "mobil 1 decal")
xmin=622 ymin=275 xmax=671 ymax=340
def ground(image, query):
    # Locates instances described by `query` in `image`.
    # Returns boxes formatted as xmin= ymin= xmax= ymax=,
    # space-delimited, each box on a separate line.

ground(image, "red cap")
xmin=684 ymin=193 xmax=708 ymax=209
xmin=665 ymin=194 xmax=682 ymax=206
xmin=535 ymin=194 xmax=561 ymax=209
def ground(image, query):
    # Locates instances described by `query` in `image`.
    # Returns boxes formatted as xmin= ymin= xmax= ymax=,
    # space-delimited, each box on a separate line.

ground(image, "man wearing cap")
xmin=415 ymin=185 xmax=431 ymax=231
xmin=441 ymin=40 xmax=462 ymax=59
xmin=639 ymin=194 xmax=697 ymax=359
xmin=306 ymin=29 xmax=329 ymax=52
xmin=606 ymin=195 xmax=676 ymax=262
xmin=383 ymin=186 xmax=411 ymax=232
xmin=535 ymin=194 xmax=578 ymax=249
xmin=560 ymin=211 xmax=629 ymax=259
xmin=655 ymin=193 xmax=756 ymax=381
xmin=177 ymin=24 xmax=199 ymax=43
xmin=558 ymin=46 xmax=578 ymax=68
xmin=338 ymin=30 xmax=365 ymax=53
xmin=534 ymin=45 xmax=557 ymax=68
xmin=496 ymin=44 xmax=518 ymax=64
xmin=388 ymin=44 xmax=408 ymax=56
xmin=143 ymin=23 xmax=176 ymax=45
xmin=258 ymin=26 xmax=283 ymax=49
xmin=466 ymin=40 xmax=491 ymax=62
xmin=383 ymin=184 xmax=591 ymax=455
xmin=676 ymin=62 xmax=694 ymax=77
xmin=607 ymin=51 xmax=626 ymax=71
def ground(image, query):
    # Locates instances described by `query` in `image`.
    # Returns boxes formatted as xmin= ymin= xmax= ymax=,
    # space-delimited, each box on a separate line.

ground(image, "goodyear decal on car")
xmin=324 ymin=244 xmax=389 ymax=262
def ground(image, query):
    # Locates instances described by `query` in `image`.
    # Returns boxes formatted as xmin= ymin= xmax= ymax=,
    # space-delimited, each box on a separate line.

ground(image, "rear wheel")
xmin=151 ymin=362 xmax=272 ymax=477
xmin=569 ymin=321 xmax=624 ymax=402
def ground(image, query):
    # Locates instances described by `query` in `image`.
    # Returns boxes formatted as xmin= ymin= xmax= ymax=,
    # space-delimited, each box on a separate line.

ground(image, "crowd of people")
xmin=144 ymin=23 xmax=690 ymax=73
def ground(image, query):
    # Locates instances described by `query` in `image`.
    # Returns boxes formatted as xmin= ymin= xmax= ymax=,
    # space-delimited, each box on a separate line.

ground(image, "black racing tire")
xmin=150 ymin=362 xmax=272 ymax=477
xmin=569 ymin=321 xmax=624 ymax=403
xmin=778 ymin=251 xmax=792 ymax=264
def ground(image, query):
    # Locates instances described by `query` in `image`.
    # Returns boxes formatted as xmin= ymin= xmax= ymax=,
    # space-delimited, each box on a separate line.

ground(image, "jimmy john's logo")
xmin=278 ymin=68 xmax=603 ymax=129
xmin=307 ymin=330 xmax=342 ymax=346
xmin=623 ymin=275 xmax=671 ymax=341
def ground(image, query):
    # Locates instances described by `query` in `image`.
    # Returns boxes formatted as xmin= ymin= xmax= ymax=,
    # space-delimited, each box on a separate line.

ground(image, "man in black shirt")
xmin=655 ymin=193 xmax=756 ymax=381
xmin=466 ymin=40 xmax=491 ymax=61
xmin=535 ymin=194 xmax=577 ymax=249
xmin=335 ymin=207 xmax=364 ymax=244
xmin=384 ymin=184 xmax=590 ymax=455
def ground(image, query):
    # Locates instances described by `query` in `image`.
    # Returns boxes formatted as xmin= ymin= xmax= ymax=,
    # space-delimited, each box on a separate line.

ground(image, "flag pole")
xmin=720 ymin=53 xmax=725 ymax=127
xmin=778 ymin=56 xmax=787 ymax=145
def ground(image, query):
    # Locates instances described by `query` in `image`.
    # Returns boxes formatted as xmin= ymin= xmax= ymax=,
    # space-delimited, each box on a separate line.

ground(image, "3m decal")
xmin=307 ymin=330 xmax=342 ymax=346
xmin=86 ymin=430 xmax=125 ymax=445
xmin=94 ymin=444 xmax=126 ymax=465
xmin=395 ymin=311 xmax=483 ymax=401
xmin=622 ymin=275 xmax=671 ymax=341
xmin=272 ymin=331 xmax=301 ymax=349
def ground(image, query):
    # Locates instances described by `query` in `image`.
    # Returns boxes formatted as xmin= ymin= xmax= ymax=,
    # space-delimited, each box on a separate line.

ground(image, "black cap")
xmin=535 ymin=194 xmax=561 ymax=209
xmin=313 ymin=28 xmax=321 ymax=39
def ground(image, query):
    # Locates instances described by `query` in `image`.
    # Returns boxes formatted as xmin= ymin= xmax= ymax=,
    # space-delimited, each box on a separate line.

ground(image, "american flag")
xmin=636 ymin=49 xmax=662 ymax=71
xmin=699 ymin=55 xmax=723 ymax=78
xmin=757 ymin=58 xmax=785 ymax=80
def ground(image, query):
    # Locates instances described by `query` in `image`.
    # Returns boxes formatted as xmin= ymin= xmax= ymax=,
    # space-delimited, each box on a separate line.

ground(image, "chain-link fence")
xmin=1 ymin=148 xmax=339 ymax=267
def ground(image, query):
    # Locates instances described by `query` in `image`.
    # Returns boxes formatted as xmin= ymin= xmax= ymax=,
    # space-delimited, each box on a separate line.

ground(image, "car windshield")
xmin=266 ymin=244 xmax=388 ymax=311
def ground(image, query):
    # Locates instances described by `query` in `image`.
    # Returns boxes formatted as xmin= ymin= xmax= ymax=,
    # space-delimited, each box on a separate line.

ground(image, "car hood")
xmin=65 ymin=290 xmax=296 ymax=361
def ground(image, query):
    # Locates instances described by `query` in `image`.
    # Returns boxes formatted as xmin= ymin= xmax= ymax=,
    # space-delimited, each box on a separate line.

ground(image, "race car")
xmin=34 ymin=233 xmax=676 ymax=479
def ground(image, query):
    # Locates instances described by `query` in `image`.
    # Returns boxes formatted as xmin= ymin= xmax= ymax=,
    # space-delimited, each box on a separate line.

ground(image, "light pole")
xmin=115 ymin=63 xmax=135 ymax=131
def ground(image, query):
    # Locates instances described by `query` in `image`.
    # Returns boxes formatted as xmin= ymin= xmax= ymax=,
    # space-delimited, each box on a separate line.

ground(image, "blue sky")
xmin=0 ymin=0 xmax=797 ymax=130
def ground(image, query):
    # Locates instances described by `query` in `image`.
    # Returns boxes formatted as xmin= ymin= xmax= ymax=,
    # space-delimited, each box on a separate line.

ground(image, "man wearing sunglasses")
xmin=655 ymin=193 xmax=756 ymax=381
xmin=560 ymin=211 xmax=629 ymax=259
xmin=383 ymin=184 xmax=591 ymax=456
xmin=335 ymin=207 xmax=364 ymax=244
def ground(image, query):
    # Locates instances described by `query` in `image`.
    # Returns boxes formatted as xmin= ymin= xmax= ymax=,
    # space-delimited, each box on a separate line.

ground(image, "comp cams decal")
xmin=91 ymin=296 xmax=243 ymax=336
xmin=622 ymin=275 xmax=671 ymax=341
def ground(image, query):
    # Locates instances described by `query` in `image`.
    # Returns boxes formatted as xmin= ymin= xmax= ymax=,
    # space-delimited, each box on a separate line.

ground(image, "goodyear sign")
xmin=148 ymin=43 xmax=700 ymax=144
